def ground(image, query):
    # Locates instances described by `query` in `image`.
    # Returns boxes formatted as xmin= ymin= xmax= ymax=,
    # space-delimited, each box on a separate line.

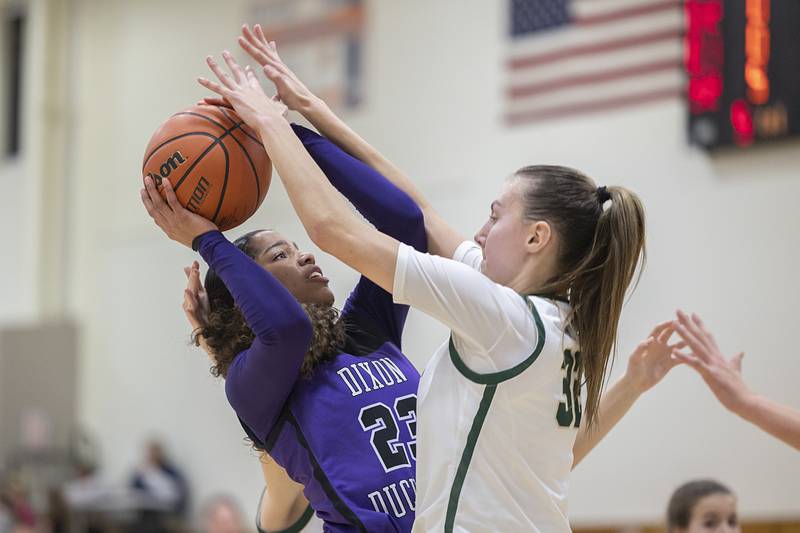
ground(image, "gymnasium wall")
xmin=7 ymin=0 xmax=798 ymax=525
xmin=0 ymin=0 xmax=37 ymax=323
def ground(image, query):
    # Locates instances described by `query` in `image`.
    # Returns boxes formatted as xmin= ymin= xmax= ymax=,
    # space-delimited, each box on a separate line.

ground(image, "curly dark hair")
xmin=193 ymin=230 xmax=345 ymax=379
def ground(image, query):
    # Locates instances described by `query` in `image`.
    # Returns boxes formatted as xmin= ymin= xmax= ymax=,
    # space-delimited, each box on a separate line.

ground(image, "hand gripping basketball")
xmin=141 ymin=174 xmax=217 ymax=249
xmin=142 ymin=101 xmax=272 ymax=231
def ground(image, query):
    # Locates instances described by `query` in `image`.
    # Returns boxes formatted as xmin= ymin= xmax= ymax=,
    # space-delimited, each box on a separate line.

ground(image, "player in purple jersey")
xmin=141 ymin=124 xmax=425 ymax=532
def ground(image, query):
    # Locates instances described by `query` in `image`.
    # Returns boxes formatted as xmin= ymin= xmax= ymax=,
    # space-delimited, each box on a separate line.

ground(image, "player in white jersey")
xmin=199 ymin=42 xmax=658 ymax=532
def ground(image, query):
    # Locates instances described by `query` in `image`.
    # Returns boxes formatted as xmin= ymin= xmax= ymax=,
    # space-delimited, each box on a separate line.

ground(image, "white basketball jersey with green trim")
xmin=392 ymin=241 xmax=580 ymax=532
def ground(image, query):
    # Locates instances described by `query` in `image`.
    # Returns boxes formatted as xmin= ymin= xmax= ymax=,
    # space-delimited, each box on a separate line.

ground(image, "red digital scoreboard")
xmin=685 ymin=0 xmax=800 ymax=149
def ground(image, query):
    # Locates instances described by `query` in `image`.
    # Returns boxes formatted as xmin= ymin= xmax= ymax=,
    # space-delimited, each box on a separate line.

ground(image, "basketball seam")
xmin=146 ymin=110 xmax=261 ymax=229
xmin=220 ymin=112 xmax=264 ymax=219
xmin=220 ymin=107 xmax=262 ymax=144
xmin=210 ymin=138 xmax=230 ymax=226
xmin=217 ymin=109 xmax=265 ymax=216
xmin=171 ymin=120 xmax=243 ymax=193
xmin=181 ymin=111 xmax=263 ymax=207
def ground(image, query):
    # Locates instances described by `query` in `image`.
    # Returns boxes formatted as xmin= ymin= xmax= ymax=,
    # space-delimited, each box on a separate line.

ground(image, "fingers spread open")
xmin=254 ymin=24 xmax=269 ymax=46
xmin=238 ymin=36 xmax=270 ymax=64
xmin=198 ymin=76 xmax=228 ymax=98
xmin=674 ymin=322 xmax=709 ymax=361
xmin=671 ymin=349 xmax=706 ymax=373
xmin=206 ymin=55 xmax=237 ymax=90
xmin=201 ymin=96 xmax=234 ymax=109
xmin=691 ymin=313 xmax=720 ymax=351
xmin=222 ymin=50 xmax=245 ymax=84
xmin=245 ymin=64 xmax=258 ymax=84
xmin=677 ymin=310 xmax=716 ymax=352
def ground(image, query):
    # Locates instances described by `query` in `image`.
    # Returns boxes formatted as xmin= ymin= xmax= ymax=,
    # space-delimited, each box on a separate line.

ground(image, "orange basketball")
xmin=142 ymin=105 xmax=271 ymax=231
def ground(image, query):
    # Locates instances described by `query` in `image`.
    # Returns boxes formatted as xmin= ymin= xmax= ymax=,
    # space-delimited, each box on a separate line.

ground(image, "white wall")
xmin=0 ymin=0 xmax=40 ymax=322
xmin=54 ymin=0 xmax=800 ymax=525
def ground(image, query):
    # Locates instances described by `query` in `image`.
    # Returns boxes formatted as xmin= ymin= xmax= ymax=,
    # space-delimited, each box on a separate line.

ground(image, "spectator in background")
xmin=61 ymin=462 xmax=106 ymax=510
xmin=673 ymin=311 xmax=800 ymax=450
xmin=130 ymin=440 xmax=189 ymax=516
xmin=200 ymin=495 xmax=246 ymax=533
xmin=0 ymin=480 xmax=36 ymax=531
xmin=0 ymin=492 xmax=12 ymax=533
xmin=667 ymin=480 xmax=739 ymax=533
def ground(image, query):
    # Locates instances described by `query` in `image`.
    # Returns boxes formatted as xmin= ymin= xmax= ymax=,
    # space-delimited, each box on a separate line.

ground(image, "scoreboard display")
xmin=685 ymin=0 xmax=800 ymax=149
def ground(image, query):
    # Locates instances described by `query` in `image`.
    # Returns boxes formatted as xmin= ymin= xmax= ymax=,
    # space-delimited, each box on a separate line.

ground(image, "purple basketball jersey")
xmin=262 ymin=340 xmax=418 ymax=533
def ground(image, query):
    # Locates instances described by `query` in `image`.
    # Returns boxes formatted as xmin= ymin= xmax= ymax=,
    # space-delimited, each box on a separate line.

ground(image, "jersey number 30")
xmin=557 ymin=349 xmax=582 ymax=428
xmin=359 ymin=395 xmax=417 ymax=473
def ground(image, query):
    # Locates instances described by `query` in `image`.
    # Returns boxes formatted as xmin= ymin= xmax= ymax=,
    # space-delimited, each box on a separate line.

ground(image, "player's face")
xmin=248 ymin=231 xmax=335 ymax=306
xmin=473 ymin=180 xmax=533 ymax=285
xmin=682 ymin=493 xmax=739 ymax=533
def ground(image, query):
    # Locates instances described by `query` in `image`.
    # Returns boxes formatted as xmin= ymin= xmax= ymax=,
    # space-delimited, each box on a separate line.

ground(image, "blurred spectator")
xmin=200 ymin=495 xmax=247 ymax=533
xmin=60 ymin=463 xmax=108 ymax=533
xmin=0 ymin=496 xmax=12 ymax=533
xmin=61 ymin=463 xmax=107 ymax=510
xmin=46 ymin=487 xmax=68 ymax=533
xmin=130 ymin=440 xmax=189 ymax=516
xmin=667 ymin=480 xmax=739 ymax=533
xmin=0 ymin=480 xmax=35 ymax=531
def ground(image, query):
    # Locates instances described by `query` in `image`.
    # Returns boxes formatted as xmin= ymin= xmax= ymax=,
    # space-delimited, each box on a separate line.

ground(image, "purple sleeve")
xmin=292 ymin=124 xmax=427 ymax=348
xmin=197 ymin=231 xmax=313 ymax=442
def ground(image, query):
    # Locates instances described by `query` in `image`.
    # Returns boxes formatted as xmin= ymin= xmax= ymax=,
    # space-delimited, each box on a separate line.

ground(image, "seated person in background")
xmin=673 ymin=311 xmax=800 ymax=451
xmin=130 ymin=440 xmax=189 ymax=516
xmin=667 ymin=480 xmax=739 ymax=533
xmin=61 ymin=463 xmax=107 ymax=510
xmin=0 ymin=479 xmax=36 ymax=532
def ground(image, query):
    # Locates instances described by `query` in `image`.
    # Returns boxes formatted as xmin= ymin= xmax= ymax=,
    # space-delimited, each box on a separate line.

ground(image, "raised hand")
xmin=140 ymin=175 xmax=217 ymax=248
xmin=198 ymin=51 xmax=288 ymax=132
xmin=572 ymin=320 xmax=685 ymax=468
xmin=237 ymin=24 xmax=317 ymax=112
xmin=183 ymin=260 xmax=209 ymax=331
xmin=624 ymin=320 xmax=685 ymax=395
xmin=183 ymin=260 xmax=215 ymax=356
xmin=672 ymin=310 xmax=750 ymax=414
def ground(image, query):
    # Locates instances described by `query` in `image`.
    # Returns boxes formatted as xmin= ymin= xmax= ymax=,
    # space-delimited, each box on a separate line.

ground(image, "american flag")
xmin=505 ymin=0 xmax=685 ymax=125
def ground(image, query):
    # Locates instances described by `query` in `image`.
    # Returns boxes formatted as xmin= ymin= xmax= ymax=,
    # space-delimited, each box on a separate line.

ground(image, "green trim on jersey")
xmin=448 ymin=295 xmax=546 ymax=385
xmin=444 ymin=384 xmax=497 ymax=533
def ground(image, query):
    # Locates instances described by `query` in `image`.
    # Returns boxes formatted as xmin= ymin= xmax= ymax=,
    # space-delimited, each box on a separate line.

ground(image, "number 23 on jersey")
xmin=359 ymin=394 xmax=417 ymax=472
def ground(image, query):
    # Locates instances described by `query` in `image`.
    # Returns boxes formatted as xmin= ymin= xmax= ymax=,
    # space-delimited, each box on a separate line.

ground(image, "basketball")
xmin=142 ymin=105 xmax=271 ymax=231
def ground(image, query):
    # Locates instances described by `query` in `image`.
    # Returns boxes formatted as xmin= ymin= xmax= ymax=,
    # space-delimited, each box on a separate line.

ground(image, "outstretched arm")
xmin=235 ymin=24 xmax=465 ymax=258
xmin=199 ymin=55 xmax=399 ymax=294
xmin=141 ymin=177 xmax=312 ymax=442
xmin=196 ymin=230 xmax=313 ymax=441
xmin=673 ymin=310 xmax=800 ymax=451
xmin=572 ymin=321 xmax=683 ymax=468
xmin=291 ymin=124 xmax=426 ymax=346
xmin=198 ymin=55 xmax=527 ymax=360
xmin=290 ymin=124 xmax=425 ymax=251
